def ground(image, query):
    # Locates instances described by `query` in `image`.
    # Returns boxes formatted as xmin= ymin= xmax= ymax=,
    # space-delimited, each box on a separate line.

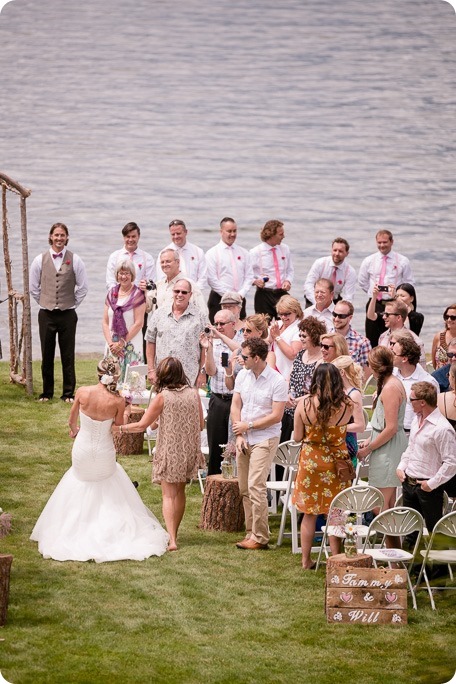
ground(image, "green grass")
xmin=0 ymin=359 xmax=455 ymax=684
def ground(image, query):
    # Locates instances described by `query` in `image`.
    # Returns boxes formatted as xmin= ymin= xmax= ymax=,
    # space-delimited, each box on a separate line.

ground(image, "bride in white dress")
xmin=30 ymin=359 xmax=169 ymax=562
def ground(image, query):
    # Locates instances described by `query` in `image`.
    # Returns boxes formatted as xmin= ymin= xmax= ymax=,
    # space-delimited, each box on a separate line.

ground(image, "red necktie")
xmin=272 ymin=248 xmax=282 ymax=288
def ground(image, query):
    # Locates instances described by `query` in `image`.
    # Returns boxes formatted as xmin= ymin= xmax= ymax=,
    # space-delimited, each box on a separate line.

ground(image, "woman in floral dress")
xmin=292 ymin=364 xmax=353 ymax=570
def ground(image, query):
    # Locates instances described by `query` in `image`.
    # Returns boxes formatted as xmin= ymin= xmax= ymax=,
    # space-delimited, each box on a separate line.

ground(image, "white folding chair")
xmin=354 ymin=453 xmax=370 ymax=484
xmin=267 ymin=440 xmax=301 ymax=514
xmin=275 ymin=464 xmax=303 ymax=553
xmin=315 ymin=484 xmax=384 ymax=570
xmin=362 ymin=506 xmax=424 ymax=610
xmin=415 ymin=511 xmax=456 ymax=610
xmin=395 ymin=491 xmax=449 ymax=541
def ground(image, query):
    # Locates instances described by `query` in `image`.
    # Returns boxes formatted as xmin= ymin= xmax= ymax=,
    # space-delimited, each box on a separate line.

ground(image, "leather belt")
xmin=212 ymin=392 xmax=233 ymax=401
xmin=405 ymin=474 xmax=422 ymax=486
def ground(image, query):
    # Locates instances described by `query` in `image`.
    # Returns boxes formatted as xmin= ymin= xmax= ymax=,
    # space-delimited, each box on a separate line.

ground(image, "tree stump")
xmin=114 ymin=406 xmax=146 ymax=456
xmin=0 ymin=554 xmax=13 ymax=626
xmin=327 ymin=553 xmax=373 ymax=571
xmin=200 ymin=475 xmax=245 ymax=532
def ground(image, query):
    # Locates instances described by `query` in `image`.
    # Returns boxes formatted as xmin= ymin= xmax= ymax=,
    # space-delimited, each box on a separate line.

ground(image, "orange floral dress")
xmin=292 ymin=408 xmax=350 ymax=515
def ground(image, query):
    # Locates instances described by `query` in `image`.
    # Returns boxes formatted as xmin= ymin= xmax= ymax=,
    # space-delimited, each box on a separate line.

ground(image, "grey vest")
xmin=39 ymin=250 xmax=76 ymax=310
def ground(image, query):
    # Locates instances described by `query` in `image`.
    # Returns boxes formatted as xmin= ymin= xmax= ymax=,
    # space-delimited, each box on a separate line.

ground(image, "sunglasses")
xmin=278 ymin=312 xmax=292 ymax=317
xmin=244 ymin=328 xmax=254 ymax=333
xmin=173 ymin=289 xmax=190 ymax=295
xmin=241 ymin=354 xmax=251 ymax=361
xmin=447 ymin=352 xmax=456 ymax=359
xmin=444 ymin=315 xmax=456 ymax=321
xmin=409 ymin=397 xmax=422 ymax=402
xmin=320 ymin=343 xmax=335 ymax=350
xmin=382 ymin=312 xmax=400 ymax=318
xmin=332 ymin=312 xmax=351 ymax=319
xmin=169 ymin=220 xmax=186 ymax=228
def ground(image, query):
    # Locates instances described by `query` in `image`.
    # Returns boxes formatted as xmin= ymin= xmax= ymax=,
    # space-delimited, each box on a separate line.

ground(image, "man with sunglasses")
xmin=331 ymin=300 xmax=372 ymax=380
xmin=203 ymin=310 xmax=238 ymax=475
xmin=155 ymin=219 xmax=207 ymax=290
xmin=432 ymin=338 xmax=456 ymax=393
xmin=156 ymin=248 xmax=207 ymax=314
xmin=368 ymin=298 xmax=426 ymax=367
xmin=231 ymin=338 xmax=287 ymax=550
xmin=397 ymin=381 xmax=456 ymax=537
xmin=146 ymin=279 xmax=209 ymax=388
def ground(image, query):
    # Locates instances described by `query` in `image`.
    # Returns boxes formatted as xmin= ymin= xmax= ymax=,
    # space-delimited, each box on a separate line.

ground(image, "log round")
xmin=114 ymin=406 xmax=146 ymax=456
xmin=200 ymin=475 xmax=245 ymax=532
xmin=0 ymin=554 xmax=13 ymax=626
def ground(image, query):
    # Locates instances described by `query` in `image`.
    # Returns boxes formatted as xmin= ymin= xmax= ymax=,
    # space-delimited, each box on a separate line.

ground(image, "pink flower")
xmin=138 ymin=263 xmax=142 ymax=269
xmin=65 ymin=260 xmax=71 ymax=265
xmin=237 ymin=256 xmax=241 ymax=260
xmin=337 ymin=280 xmax=343 ymax=285
xmin=191 ymin=256 xmax=195 ymax=260
xmin=281 ymin=256 xmax=285 ymax=260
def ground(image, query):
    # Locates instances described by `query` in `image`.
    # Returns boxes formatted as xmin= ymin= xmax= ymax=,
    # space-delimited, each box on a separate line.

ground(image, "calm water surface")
xmin=0 ymin=0 xmax=455 ymax=361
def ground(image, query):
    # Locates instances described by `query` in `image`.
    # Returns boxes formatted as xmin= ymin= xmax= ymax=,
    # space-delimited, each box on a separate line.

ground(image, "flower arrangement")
xmin=119 ymin=369 xmax=145 ymax=405
xmin=219 ymin=442 xmax=237 ymax=479
xmin=0 ymin=508 xmax=12 ymax=542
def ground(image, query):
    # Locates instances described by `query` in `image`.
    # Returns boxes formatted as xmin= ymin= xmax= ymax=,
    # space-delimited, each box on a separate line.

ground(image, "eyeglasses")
xmin=332 ymin=312 xmax=351 ymax=319
xmin=409 ymin=397 xmax=422 ymax=402
xmin=173 ymin=289 xmax=190 ymax=295
xmin=278 ymin=312 xmax=292 ymax=317
xmin=244 ymin=328 xmax=254 ymax=333
xmin=298 ymin=333 xmax=308 ymax=339
xmin=443 ymin=315 xmax=456 ymax=321
xmin=240 ymin=354 xmax=250 ymax=361
xmin=447 ymin=352 xmax=456 ymax=359
xmin=382 ymin=312 xmax=400 ymax=318
xmin=214 ymin=321 xmax=228 ymax=327
xmin=169 ymin=220 xmax=186 ymax=228
xmin=320 ymin=343 xmax=335 ymax=350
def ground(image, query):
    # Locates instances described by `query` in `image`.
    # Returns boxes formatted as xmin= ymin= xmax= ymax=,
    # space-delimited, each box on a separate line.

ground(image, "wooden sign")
xmin=326 ymin=566 xmax=408 ymax=625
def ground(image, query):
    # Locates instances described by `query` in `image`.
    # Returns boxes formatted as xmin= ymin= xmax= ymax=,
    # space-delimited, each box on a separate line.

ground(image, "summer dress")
xmin=368 ymin=396 xmax=407 ymax=488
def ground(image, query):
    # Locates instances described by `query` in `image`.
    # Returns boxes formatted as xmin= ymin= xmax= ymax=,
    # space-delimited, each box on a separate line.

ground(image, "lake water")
xmin=0 ymin=0 xmax=455 ymax=364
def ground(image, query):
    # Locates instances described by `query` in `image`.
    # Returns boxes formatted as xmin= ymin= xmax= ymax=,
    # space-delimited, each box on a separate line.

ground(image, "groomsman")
xmin=155 ymin=219 xmax=207 ymax=290
xmin=304 ymin=237 xmax=356 ymax=307
xmin=358 ymin=230 xmax=414 ymax=347
xmin=250 ymin=219 xmax=294 ymax=320
xmin=206 ymin=217 xmax=253 ymax=323
xmin=30 ymin=223 xmax=88 ymax=402
xmin=106 ymin=221 xmax=155 ymax=290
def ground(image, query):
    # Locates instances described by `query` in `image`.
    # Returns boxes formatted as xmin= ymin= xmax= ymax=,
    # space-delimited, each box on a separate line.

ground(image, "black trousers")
xmin=207 ymin=290 xmax=246 ymax=324
xmin=38 ymin=308 xmax=78 ymax=399
xmin=206 ymin=393 xmax=233 ymax=475
xmin=254 ymin=287 xmax=287 ymax=320
xmin=365 ymin=298 xmax=393 ymax=348
xmin=402 ymin=478 xmax=444 ymax=534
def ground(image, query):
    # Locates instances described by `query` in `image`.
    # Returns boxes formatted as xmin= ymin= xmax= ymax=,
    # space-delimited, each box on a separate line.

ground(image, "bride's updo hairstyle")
xmin=155 ymin=357 xmax=190 ymax=393
xmin=97 ymin=358 xmax=121 ymax=394
xmin=368 ymin=346 xmax=394 ymax=409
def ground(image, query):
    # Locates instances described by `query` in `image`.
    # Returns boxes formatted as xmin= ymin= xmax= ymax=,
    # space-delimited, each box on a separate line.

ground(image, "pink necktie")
xmin=228 ymin=247 xmax=239 ymax=290
xmin=377 ymin=255 xmax=388 ymax=301
xmin=272 ymin=247 xmax=282 ymax=288
xmin=331 ymin=266 xmax=337 ymax=285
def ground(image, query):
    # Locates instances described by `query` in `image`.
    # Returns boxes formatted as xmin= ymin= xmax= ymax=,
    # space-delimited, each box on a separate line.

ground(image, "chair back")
xmin=273 ymin=440 xmax=301 ymax=468
xmin=368 ymin=506 xmax=424 ymax=538
xmin=329 ymin=484 xmax=384 ymax=515
xmin=431 ymin=511 xmax=456 ymax=539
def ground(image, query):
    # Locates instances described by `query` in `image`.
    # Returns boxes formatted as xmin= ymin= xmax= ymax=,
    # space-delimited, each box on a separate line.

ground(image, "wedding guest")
xmin=103 ymin=260 xmax=146 ymax=382
xmin=155 ymin=248 xmax=207 ymax=314
xmin=303 ymin=278 xmax=334 ymax=331
xmin=206 ymin=217 xmax=253 ymax=322
xmin=220 ymin=291 xmax=245 ymax=339
xmin=394 ymin=283 xmax=424 ymax=336
xmin=432 ymin=338 xmax=456 ymax=393
xmin=224 ymin=313 xmax=271 ymax=392
xmin=29 ymin=222 xmax=88 ymax=403
xmin=250 ymin=219 xmax=293 ymax=319
xmin=155 ymin=219 xmax=207 ymax=289
xmin=331 ymin=355 xmax=366 ymax=465
xmin=319 ymin=332 xmax=349 ymax=363
xmin=431 ymin=304 xmax=456 ymax=370
xmin=358 ymin=230 xmax=414 ymax=347
xmin=437 ymin=364 xmax=456 ymax=497
xmin=304 ymin=237 xmax=357 ymax=306
xmin=331 ymin=300 xmax=372 ymax=381
xmin=113 ymin=357 xmax=205 ymax=551
xmin=269 ymin=295 xmax=303 ymax=381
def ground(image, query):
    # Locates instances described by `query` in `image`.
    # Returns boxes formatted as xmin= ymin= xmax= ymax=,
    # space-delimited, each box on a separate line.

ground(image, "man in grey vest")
xmin=30 ymin=223 xmax=88 ymax=402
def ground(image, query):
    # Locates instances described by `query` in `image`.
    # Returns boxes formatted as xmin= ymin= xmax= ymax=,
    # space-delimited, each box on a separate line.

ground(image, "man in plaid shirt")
xmin=332 ymin=300 xmax=372 ymax=380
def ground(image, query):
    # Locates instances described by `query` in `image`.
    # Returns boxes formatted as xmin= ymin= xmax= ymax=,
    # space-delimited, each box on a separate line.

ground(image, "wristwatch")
xmin=248 ymin=421 xmax=254 ymax=430
xmin=275 ymin=336 xmax=282 ymax=342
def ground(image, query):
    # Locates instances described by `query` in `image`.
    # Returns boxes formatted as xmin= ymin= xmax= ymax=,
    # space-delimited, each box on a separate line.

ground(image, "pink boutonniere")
xmin=393 ymin=265 xmax=397 ymax=270
xmin=281 ymin=256 xmax=285 ymax=260
xmin=337 ymin=280 xmax=343 ymax=285
xmin=138 ymin=263 xmax=142 ymax=269
xmin=65 ymin=260 xmax=71 ymax=265
xmin=237 ymin=256 xmax=241 ymax=260
xmin=191 ymin=256 xmax=195 ymax=260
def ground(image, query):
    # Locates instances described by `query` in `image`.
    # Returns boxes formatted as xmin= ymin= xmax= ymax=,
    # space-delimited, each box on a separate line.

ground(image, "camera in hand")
xmin=146 ymin=279 xmax=156 ymax=291
xmin=262 ymin=276 xmax=269 ymax=283
xmin=204 ymin=327 xmax=211 ymax=335
xmin=377 ymin=285 xmax=389 ymax=292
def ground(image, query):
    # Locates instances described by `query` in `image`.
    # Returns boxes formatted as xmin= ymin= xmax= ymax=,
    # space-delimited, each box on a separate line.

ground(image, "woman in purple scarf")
xmin=103 ymin=260 xmax=146 ymax=382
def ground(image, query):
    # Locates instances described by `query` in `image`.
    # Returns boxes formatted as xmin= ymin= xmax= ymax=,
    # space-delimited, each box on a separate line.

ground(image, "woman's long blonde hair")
xmin=332 ymin=355 xmax=363 ymax=391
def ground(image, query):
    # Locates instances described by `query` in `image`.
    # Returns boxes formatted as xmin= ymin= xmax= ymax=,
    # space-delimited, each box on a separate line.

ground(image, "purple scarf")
xmin=106 ymin=284 xmax=145 ymax=339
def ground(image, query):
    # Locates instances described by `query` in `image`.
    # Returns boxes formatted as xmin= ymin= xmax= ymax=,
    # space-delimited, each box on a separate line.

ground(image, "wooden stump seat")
xmin=114 ymin=406 xmax=146 ymax=456
xmin=200 ymin=475 xmax=245 ymax=532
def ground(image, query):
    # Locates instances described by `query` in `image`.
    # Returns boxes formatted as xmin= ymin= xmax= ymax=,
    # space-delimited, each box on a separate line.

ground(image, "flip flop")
xmin=62 ymin=397 xmax=74 ymax=404
xmin=38 ymin=397 xmax=50 ymax=402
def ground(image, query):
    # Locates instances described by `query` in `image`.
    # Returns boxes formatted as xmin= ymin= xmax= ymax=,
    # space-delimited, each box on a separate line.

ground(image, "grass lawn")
xmin=0 ymin=358 xmax=455 ymax=684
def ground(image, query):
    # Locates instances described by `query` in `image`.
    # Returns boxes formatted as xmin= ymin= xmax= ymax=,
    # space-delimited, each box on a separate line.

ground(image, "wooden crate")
xmin=326 ymin=566 xmax=408 ymax=625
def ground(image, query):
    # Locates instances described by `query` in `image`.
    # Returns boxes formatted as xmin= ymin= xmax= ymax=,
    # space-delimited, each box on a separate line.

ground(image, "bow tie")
xmin=52 ymin=252 xmax=63 ymax=259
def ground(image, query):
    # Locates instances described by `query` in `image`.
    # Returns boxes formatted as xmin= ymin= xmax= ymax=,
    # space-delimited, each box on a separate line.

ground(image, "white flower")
xmin=333 ymin=612 xmax=343 ymax=621
xmin=344 ymin=522 xmax=356 ymax=536
xmin=100 ymin=374 xmax=114 ymax=385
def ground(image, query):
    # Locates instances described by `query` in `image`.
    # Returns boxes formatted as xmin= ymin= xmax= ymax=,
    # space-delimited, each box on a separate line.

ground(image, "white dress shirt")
xmin=250 ymin=242 xmax=294 ymax=289
xmin=303 ymin=303 xmax=334 ymax=332
xmin=304 ymin=256 xmax=357 ymax=303
xmin=205 ymin=240 xmax=254 ymax=298
xmin=106 ymin=248 xmax=155 ymax=289
xmin=393 ymin=366 xmax=440 ymax=430
xmin=357 ymin=250 xmax=414 ymax=298
xmin=30 ymin=247 xmax=88 ymax=309
xmin=234 ymin=364 xmax=288 ymax=445
xmin=155 ymin=241 xmax=207 ymax=290
xmin=398 ymin=408 xmax=456 ymax=489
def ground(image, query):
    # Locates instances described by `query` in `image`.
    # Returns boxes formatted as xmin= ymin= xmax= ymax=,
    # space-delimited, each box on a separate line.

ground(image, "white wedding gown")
xmin=30 ymin=412 xmax=169 ymax=562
